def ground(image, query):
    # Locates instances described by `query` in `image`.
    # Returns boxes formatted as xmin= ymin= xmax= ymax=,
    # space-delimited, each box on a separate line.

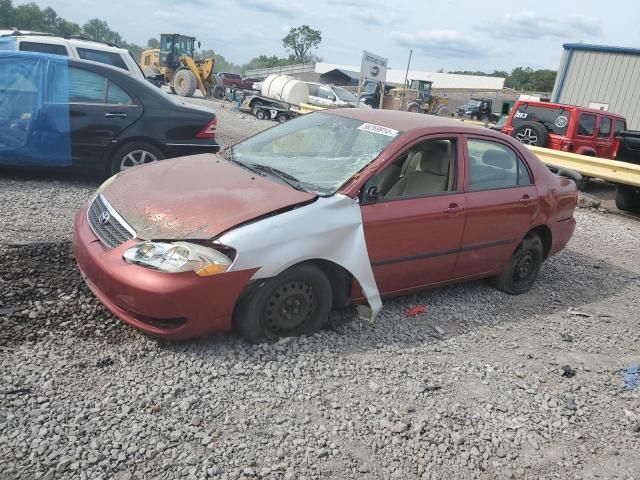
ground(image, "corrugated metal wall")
xmin=553 ymin=49 xmax=640 ymax=130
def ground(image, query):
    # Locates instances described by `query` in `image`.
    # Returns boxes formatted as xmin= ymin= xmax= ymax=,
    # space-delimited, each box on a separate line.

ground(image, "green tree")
xmin=147 ymin=37 xmax=159 ymax=49
xmin=82 ymin=18 xmax=122 ymax=45
xmin=0 ymin=0 xmax=15 ymax=26
xmin=282 ymin=25 xmax=321 ymax=63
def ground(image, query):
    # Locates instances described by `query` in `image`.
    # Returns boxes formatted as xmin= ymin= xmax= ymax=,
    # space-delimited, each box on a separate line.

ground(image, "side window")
xmin=598 ymin=117 xmax=612 ymax=138
xmin=318 ymin=86 xmax=335 ymax=100
xmin=467 ymin=139 xmax=531 ymax=191
xmin=614 ymin=120 xmax=626 ymax=137
xmin=375 ymin=139 xmax=457 ymax=199
xmin=306 ymin=84 xmax=319 ymax=97
xmin=77 ymin=48 xmax=128 ymax=71
xmin=106 ymin=81 xmax=133 ymax=105
xmin=68 ymin=67 xmax=107 ymax=103
xmin=19 ymin=41 xmax=68 ymax=56
xmin=578 ymin=113 xmax=596 ymax=136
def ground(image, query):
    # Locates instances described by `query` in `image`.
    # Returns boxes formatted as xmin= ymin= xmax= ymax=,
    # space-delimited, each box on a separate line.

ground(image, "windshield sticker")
xmin=515 ymin=112 xmax=528 ymax=119
xmin=555 ymin=115 xmax=569 ymax=128
xmin=358 ymin=123 xmax=399 ymax=137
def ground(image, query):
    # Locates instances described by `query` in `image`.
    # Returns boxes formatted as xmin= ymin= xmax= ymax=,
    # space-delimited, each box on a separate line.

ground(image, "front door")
xmin=361 ymin=136 xmax=467 ymax=296
xmin=455 ymin=136 xmax=538 ymax=278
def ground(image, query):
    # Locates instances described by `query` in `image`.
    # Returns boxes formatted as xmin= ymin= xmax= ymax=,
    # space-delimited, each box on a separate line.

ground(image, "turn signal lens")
xmin=195 ymin=263 xmax=229 ymax=276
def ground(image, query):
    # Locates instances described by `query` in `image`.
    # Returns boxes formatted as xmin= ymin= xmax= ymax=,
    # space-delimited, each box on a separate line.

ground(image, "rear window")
xmin=77 ymin=48 xmax=128 ymax=71
xmin=511 ymin=104 xmax=571 ymax=135
xmin=19 ymin=41 xmax=68 ymax=56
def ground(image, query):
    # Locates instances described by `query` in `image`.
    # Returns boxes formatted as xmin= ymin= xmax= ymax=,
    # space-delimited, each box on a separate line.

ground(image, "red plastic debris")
xmin=405 ymin=306 xmax=426 ymax=317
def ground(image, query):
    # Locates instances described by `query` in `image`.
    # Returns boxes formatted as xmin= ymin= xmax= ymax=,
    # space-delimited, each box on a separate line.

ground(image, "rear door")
xmin=454 ymin=135 xmax=538 ymax=279
xmin=64 ymin=65 xmax=143 ymax=166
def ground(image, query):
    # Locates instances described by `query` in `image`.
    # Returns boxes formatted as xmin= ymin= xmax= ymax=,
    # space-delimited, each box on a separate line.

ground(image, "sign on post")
xmin=357 ymin=50 xmax=388 ymax=108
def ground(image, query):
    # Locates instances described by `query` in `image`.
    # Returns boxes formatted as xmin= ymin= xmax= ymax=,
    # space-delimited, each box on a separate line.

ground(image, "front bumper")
xmin=73 ymin=207 xmax=256 ymax=340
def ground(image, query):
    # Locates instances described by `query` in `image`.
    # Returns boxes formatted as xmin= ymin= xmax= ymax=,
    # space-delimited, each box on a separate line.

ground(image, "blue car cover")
xmin=0 ymin=50 xmax=72 ymax=167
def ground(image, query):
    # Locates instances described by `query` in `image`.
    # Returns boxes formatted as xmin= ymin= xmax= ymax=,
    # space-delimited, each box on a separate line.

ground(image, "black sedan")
xmin=0 ymin=51 xmax=219 ymax=175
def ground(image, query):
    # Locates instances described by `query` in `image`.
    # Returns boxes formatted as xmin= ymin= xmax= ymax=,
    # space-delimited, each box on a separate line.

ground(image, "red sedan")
xmin=73 ymin=109 xmax=578 ymax=343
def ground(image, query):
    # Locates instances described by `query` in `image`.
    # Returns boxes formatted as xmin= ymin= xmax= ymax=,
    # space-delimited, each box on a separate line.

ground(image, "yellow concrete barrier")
xmin=528 ymin=146 xmax=640 ymax=188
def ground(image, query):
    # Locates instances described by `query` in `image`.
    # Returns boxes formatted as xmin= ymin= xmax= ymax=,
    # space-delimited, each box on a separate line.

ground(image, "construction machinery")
xmin=140 ymin=34 xmax=217 ymax=98
xmin=381 ymin=80 xmax=451 ymax=116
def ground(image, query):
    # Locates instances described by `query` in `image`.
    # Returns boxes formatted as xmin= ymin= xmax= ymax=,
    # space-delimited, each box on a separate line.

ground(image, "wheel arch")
xmin=526 ymin=224 xmax=552 ymax=260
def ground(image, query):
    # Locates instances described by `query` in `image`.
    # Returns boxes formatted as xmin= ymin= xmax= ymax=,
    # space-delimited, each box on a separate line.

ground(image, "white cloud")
xmin=393 ymin=30 xmax=489 ymax=58
xmin=236 ymin=0 xmax=300 ymax=17
xmin=478 ymin=12 xmax=602 ymax=40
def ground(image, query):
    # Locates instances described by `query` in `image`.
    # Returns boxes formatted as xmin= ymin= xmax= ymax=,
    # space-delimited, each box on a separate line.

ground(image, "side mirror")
xmin=363 ymin=175 xmax=382 ymax=203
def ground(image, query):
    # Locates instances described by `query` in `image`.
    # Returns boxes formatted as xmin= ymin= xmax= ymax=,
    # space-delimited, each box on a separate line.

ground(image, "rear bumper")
xmin=73 ymin=207 xmax=256 ymax=340
xmin=164 ymin=141 xmax=220 ymax=158
xmin=548 ymin=217 xmax=576 ymax=257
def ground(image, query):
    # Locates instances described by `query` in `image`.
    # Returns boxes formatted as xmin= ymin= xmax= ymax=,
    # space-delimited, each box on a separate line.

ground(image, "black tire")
xmin=213 ymin=85 xmax=225 ymax=99
xmin=251 ymin=101 xmax=265 ymax=116
xmin=173 ymin=69 xmax=197 ymax=97
xmin=276 ymin=113 xmax=288 ymax=123
xmin=492 ymin=234 xmax=543 ymax=295
xmin=235 ymin=264 xmax=332 ymax=344
xmin=109 ymin=141 xmax=164 ymax=175
xmin=615 ymin=186 xmax=640 ymax=213
xmin=511 ymin=122 xmax=549 ymax=147
xmin=407 ymin=103 xmax=421 ymax=113
xmin=255 ymin=108 xmax=268 ymax=120
xmin=435 ymin=106 xmax=451 ymax=117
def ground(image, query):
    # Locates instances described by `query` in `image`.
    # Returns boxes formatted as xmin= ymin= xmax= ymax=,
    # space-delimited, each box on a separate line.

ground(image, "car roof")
xmin=0 ymin=31 xmax=129 ymax=53
xmin=326 ymin=108 xmax=501 ymax=136
xmin=515 ymin=100 xmax=626 ymax=119
xmin=0 ymin=49 xmax=135 ymax=76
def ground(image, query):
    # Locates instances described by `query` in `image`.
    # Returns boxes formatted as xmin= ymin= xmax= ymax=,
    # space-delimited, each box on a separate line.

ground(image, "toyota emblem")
xmin=98 ymin=211 xmax=111 ymax=225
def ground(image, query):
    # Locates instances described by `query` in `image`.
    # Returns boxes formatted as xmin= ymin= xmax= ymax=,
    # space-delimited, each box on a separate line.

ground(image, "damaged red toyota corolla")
xmin=73 ymin=109 xmax=578 ymax=343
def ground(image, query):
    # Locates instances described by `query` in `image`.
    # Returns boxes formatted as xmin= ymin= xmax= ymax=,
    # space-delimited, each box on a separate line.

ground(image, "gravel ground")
xmin=1 ymin=109 xmax=640 ymax=479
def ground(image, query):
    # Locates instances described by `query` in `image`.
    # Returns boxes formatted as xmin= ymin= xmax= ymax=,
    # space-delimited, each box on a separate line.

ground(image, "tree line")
xmin=448 ymin=68 xmax=557 ymax=93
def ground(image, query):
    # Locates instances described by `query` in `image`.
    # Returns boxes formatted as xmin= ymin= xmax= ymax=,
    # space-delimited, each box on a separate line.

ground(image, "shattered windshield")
xmin=229 ymin=113 xmax=399 ymax=195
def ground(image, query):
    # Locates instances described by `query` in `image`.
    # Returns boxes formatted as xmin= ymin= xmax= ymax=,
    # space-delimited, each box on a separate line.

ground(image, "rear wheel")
xmin=615 ymin=186 xmax=640 ymax=212
xmin=109 ymin=141 xmax=164 ymax=175
xmin=255 ymin=108 xmax=268 ymax=120
xmin=173 ymin=69 xmax=197 ymax=97
xmin=492 ymin=234 xmax=543 ymax=295
xmin=436 ymin=106 xmax=451 ymax=117
xmin=276 ymin=113 xmax=288 ymax=123
xmin=213 ymin=85 xmax=225 ymax=99
xmin=235 ymin=264 xmax=332 ymax=344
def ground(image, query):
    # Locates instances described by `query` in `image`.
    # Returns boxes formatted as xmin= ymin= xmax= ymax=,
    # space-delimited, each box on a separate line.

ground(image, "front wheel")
xmin=109 ymin=141 xmax=164 ymax=175
xmin=234 ymin=264 xmax=332 ymax=344
xmin=615 ymin=186 xmax=640 ymax=213
xmin=491 ymin=234 xmax=543 ymax=295
xmin=255 ymin=108 xmax=269 ymax=120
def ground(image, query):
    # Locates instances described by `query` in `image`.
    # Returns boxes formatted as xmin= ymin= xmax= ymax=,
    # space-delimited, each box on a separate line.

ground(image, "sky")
xmin=18 ymin=0 xmax=640 ymax=73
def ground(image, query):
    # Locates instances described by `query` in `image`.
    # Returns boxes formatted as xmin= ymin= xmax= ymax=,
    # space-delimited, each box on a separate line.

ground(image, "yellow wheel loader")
xmin=381 ymin=80 xmax=451 ymax=116
xmin=140 ymin=34 xmax=217 ymax=98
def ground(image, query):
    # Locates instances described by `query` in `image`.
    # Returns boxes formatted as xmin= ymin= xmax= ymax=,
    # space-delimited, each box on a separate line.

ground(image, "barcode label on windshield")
xmin=358 ymin=123 xmax=399 ymax=137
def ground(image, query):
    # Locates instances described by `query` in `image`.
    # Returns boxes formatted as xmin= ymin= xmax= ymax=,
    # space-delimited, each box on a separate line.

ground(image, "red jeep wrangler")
xmin=502 ymin=101 xmax=627 ymax=159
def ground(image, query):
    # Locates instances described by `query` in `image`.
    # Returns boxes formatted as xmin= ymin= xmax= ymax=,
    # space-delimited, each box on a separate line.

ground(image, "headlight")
xmin=123 ymin=241 xmax=234 ymax=276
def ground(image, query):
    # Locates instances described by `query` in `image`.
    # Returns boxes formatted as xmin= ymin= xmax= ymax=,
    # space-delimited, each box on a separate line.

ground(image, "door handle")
xmin=519 ymin=195 xmax=535 ymax=205
xmin=444 ymin=203 xmax=465 ymax=214
xmin=105 ymin=112 xmax=128 ymax=118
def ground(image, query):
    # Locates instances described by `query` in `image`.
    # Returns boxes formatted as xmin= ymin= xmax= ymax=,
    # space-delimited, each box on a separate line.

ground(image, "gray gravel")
xmin=1 ymin=110 xmax=640 ymax=479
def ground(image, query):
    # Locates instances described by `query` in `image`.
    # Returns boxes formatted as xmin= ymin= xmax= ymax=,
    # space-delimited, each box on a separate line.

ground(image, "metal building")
xmin=552 ymin=43 xmax=640 ymax=129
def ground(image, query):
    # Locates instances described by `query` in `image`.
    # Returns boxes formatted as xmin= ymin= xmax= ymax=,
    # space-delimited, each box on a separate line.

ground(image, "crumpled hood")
xmin=102 ymin=154 xmax=316 ymax=240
